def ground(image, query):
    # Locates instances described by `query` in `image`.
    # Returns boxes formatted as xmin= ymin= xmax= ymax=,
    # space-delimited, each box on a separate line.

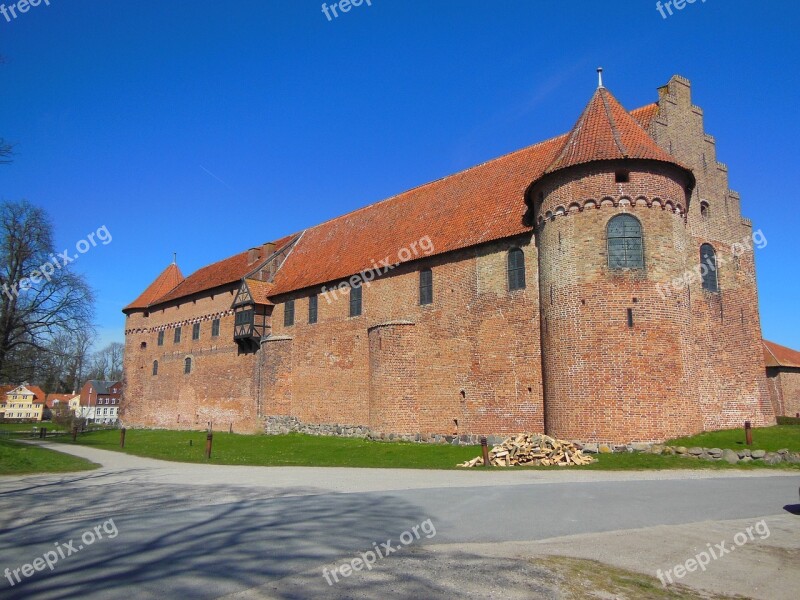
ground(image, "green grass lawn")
xmin=52 ymin=429 xmax=800 ymax=470
xmin=0 ymin=422 xmax=65 ymax=433
xmin=0 ymin=438 xmax=98 ymax=475
xmin=666 ymin=425 xmax=800 ymax=452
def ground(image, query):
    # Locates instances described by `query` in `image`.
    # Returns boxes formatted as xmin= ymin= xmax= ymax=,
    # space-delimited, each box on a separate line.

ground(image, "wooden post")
xmin=481 ymin=437 xmax=491 ymax=467
xmin=71 ymin=427 xmax=78 ymax=442
xmin=120 ymin=427 xmax=127 ymax=448
xmin=205 ymin=432 xmax=213 ymax=460
xmin=745 ymin=421 xmax=753 ymax=446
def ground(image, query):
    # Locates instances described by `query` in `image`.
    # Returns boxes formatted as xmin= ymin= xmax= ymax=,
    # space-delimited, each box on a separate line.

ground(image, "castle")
xmin=122 ymin=74 xmax=778 ymax=444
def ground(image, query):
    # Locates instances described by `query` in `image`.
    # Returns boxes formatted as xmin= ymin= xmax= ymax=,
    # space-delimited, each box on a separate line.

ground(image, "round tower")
xmin=531 ymin=81 xmax=701 ymax=443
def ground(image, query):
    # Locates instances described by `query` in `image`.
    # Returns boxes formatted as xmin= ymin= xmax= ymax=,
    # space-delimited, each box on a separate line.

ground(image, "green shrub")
xmin=776 ymin=416 xmax=800 ymax=426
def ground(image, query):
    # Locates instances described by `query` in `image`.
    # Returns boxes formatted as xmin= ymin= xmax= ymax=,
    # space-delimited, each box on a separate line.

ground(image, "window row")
xmin=157 ymin=319 xmax=220 ymax=346
xmin=606 ymin=215 xmax=720 ymax=292
xmin=283 ymin=249 xmax=528 ymax=327
xmin=152 ymin=357 xmax=192 ymax=376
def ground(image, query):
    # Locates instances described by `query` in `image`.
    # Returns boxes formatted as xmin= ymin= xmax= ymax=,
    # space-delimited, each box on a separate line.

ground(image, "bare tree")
xmin=0 ymin=56 xmax=12 ymax=165
xmin=0 ymin=200 xmax=95 ymax=382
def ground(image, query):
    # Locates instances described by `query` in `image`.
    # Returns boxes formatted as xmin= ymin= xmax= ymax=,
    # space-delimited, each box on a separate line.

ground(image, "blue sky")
xmin=1 ymin=0 xmax=798 ymax=349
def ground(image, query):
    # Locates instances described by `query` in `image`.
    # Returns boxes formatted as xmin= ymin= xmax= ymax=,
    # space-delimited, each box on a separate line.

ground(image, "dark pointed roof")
xmin=546 ymin=86 xmax=686 ymax=175
xmin=124 ymin=263 xmax=185 ymax=312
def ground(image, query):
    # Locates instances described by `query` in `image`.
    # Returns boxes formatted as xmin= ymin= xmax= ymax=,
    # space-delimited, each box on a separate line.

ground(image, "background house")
xmin=78 ymin=380 xmax=122 ymax=425
xmin=2 ymin=384 xmax=47 ymax=421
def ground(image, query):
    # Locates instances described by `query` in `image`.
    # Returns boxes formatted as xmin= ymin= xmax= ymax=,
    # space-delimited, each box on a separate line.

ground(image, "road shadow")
xmin=0 ymin=474 xmax=442 ymax=599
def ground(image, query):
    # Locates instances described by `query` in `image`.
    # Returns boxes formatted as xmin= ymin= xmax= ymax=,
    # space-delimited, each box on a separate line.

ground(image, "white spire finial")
xmin=172 ymin=252 xmax=177 ymax=265
xmin=597 ymin=67 xmax=604 ymax=89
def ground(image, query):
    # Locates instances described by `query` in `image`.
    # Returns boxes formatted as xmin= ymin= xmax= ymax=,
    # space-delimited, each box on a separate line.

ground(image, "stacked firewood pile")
xmin=457 ymin=433 xmax=595 ymax=467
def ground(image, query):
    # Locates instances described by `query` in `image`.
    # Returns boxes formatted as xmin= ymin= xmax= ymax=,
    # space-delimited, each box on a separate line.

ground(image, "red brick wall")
xmin=647 ymin=75 xmax=774 ymax=430
xmin=533 ymin=161 xmax=703 ymax=442
xmin=767 ymin=367 xmax=800 ymax=417
xmin=121 ymin=285 xmax=262 ymax=433
xmin=262 ymin=238 xmax=545 ymax=437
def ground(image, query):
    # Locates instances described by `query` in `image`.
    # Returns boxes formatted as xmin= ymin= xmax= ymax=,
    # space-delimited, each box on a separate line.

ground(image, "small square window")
xmin=615 ymin=171 xmax=630 ymax=183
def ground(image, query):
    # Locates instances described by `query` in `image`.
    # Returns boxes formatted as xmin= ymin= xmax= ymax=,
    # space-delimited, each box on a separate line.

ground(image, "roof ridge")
xmin=600 ymin=88 xmax=628 ymax=157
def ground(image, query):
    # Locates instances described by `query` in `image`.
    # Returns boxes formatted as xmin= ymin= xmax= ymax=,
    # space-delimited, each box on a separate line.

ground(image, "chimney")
xmin=247 ymin=247 xmax=261 ymax=265
xmin=262 ymin=242 xmax=275 ymax=258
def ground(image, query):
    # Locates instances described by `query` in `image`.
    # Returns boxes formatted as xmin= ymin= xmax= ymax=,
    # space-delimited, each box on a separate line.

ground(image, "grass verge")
xmin=536 ymin=556 xmax=748 ymax=599
xmin=0 ymin=438 xmax=98 ymax=475
xmin=51 ymin=430 xmax=800 ymax=470
xmin=666 ymin=425 xmax=799 ymax=453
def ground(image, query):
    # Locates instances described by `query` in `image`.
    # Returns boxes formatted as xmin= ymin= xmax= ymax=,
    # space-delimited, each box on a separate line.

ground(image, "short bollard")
xmin=481 ymin=437 xmax=491 ymax=467
xmin=205 ymin=432 xmax=213 ymax=460
xmin=39 ymin=427 xmax=46 ymax=439
xmin=120 ymin=427 xmax=126 ymax=448
xmin=745 ymin=421 xmax=753 ymax=446
xmin=71 ymin=427 xmax=78 ymax=442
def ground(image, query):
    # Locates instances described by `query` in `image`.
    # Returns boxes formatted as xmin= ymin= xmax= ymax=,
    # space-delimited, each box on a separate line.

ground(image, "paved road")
xmin=0 ymin=443 xmax=798 ymax=599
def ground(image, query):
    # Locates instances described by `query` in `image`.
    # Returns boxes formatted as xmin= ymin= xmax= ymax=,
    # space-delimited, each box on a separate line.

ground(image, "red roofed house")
xmin=764 ymin=340 xmax=800 ymax=418
xmin=122 ymin=74 xmax=777 ymax=443
xmin=3 ymin=384 xmax=47 ymax=421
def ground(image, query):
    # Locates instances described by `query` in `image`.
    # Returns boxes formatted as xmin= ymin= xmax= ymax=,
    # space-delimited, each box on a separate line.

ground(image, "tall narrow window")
xmin=350 ymin=285 xmax=362 ymax=317
xmin=184 ymin=357 xmax=192 ymax=374
xmin=192 ymin=323 xmax=200 ymax=340
xmin=152 ymin=360 xmax=158 ymax=376
xmin=700 ymin=201 xmax=710 ymax=220
xmin=284 ymin=299 xmax=295 ymax=327
xmin=419 ymin=269 xmax=433 ymax=305
xmin=700 ymin=244 xmax=719 ymax=292
xmin=211 ymin=318 xmax=220 ymax=337
xmin=508 ymin=248 xmax=526 ymax=290
xmin=174 ymin=327 xmax=182 ymax=344
xmin=157 ymin=331 xmax=164 ymax=346
xmin=309 ymin=294 xmax=318 ymax=324
xmin=607 ymin=215 xmax=644 ymax=269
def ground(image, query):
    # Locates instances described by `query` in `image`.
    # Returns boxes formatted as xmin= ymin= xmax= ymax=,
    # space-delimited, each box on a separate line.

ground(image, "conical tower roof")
xmin=123 ymin=263 xmax=184 ymax=312
xmin=545 ymin=85 xmax=690 ymax=177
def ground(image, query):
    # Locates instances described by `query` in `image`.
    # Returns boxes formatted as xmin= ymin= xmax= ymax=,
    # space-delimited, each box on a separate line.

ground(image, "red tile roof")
xmin=125 ymin=92 xmax=668 ymax=305
xmin=269 ymin=100 xmax=663 ymax=295
xmin=546 ymin=88 xmax=682 ymax=174
xmin=27 ymin=386 xmax=46 ymax=403
xmin=45 ymin=393 xmax=76 ymax=409
xmin=764 ymin=340 xmax=800 ymax=369
xmin=245 ymin=279 xmax=274 ymax=305
xmin=124 ymin=263 xmax=185 ymax=311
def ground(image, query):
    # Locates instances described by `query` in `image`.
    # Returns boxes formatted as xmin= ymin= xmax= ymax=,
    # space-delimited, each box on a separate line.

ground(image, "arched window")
xmin=184 ymin=357 xmax=192 ymax=375
xmin=700 ymin=201 xmax=710 ymax=220
xmin=700 ymin=244 xmax=719 ymax=292
xmin=508 ymin=248 xmax=526 ymax=290
xmin=607 ymin=215 xmax=644 ymax=269
xmin=152 ymin=360 xmax=158 ymax=376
